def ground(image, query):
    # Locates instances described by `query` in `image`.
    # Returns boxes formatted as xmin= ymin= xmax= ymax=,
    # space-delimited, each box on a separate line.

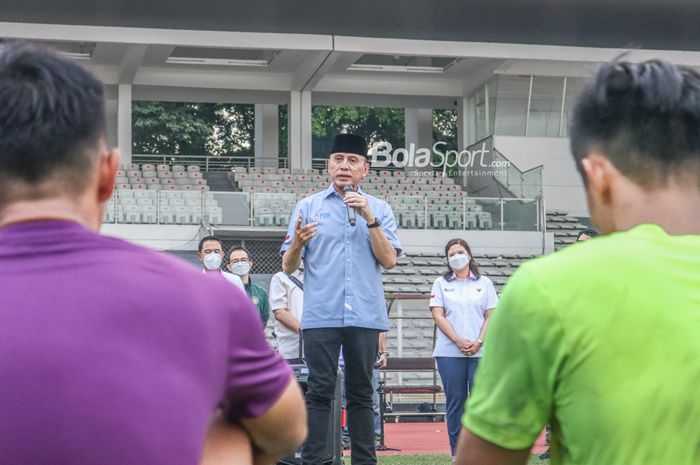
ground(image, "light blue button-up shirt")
xmin=280 ymin=184 xmax=402 ymax=331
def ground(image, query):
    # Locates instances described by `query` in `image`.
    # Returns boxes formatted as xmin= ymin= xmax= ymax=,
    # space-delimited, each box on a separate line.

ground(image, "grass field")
xmin=377 ymin=455 xmax=548 ymax=465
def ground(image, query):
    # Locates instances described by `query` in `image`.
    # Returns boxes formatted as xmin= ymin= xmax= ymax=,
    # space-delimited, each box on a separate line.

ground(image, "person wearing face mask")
xmin=196 ymin=236 xmax=244 ymax=292
xmin=197 ymin=236 xmax=245 ymax=292
xmin=429 ymin=238 xmax=498 ymax=459
xmin=227 ymin=246 xmax=270 ymax=327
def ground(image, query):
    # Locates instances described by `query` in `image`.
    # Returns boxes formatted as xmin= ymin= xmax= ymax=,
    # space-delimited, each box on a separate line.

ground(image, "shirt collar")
xmin=323 ymin=183 xmax=364 ymax=198
xmin=447 ymin=271 xmax=477 ymax=282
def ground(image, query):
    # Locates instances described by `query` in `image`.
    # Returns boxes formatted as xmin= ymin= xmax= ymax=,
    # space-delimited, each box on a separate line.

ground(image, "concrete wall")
xmin=101 ymin=224 xmax=201 ymax=250
xmin=397 ymin=229 xmax=554 ymax=256
xmin=494 ymin=136 xmax=589 ymax=217
xmin=102 ymin=223 xmax=554 ymax=257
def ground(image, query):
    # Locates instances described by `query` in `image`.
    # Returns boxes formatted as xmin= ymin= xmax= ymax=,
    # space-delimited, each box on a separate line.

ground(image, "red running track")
xmin=347 ymin=423 xmax=547 ymax=456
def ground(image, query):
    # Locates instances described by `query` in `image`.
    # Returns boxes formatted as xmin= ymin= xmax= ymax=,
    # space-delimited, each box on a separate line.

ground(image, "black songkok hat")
xmin=328 ymin=133 xmax=368 ymax=158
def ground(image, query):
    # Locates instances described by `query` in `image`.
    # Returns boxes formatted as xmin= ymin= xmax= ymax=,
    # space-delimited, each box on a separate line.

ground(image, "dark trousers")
xmin=302 ymin=327 xmax=379 ymax=465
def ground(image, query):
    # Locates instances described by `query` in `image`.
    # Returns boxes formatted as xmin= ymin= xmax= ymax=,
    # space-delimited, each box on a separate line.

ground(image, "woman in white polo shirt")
xmin=429 ymin=238 xmax=498 ymax=458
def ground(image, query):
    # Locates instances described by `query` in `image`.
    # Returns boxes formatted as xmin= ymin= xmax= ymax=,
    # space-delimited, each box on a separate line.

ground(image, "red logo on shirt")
xmin=430 ymin=294 xmax=436 ymax=299
xmin=285 ymin=234 xmax=290 ymax=241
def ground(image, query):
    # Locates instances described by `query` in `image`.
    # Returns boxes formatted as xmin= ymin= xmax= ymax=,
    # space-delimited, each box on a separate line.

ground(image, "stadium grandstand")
xmin=3 ymin=0 xmax=698 ymax=441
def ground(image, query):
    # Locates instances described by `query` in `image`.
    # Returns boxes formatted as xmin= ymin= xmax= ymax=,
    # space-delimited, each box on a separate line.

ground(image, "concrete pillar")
xmin=456 ymin=97 xmax=470 ymax=150
xmin=254 ymin=104 xmax=280 ymax=168
xmin=288 ymin=90 xmax=312 ymax=171
xmin=117 ymin=84 xmax=132 ymax=166
xmin=404 ymin=108 xmax=433 ymax=172
xmin=106 ymin=99 xmax=118 ymax=149
xmin=404 ymin=108 xmax=433 ymax=151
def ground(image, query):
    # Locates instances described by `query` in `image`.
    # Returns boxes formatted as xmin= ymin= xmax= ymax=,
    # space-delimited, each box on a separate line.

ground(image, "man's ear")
xmin=580 ymin=153 xmax=616 ymax=207
xmin=97 ymin=147 xmax=120 ymax=203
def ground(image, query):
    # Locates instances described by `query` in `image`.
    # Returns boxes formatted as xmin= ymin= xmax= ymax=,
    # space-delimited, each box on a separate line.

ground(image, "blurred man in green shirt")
xmin=456 ymin=59 xmax=700 ymax=465
xmin=227 ymin=246 xmax=270 ymax=327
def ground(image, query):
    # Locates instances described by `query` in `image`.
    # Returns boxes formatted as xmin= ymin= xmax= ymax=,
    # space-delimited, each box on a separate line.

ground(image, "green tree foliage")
xmin=132 ymin=103 xmax=459 ymax=162
xmin=311 ymin=106 xmax=405 ymax=157
xmin=278 ymin=105 xmax=288 ymax=157
xmin=433 ymin=108 xmax=460 ymax=176
xmin=433 ymin=109 xmax=457 ymax=150
xmin=132 ymin=102 xmax=254 ymax=156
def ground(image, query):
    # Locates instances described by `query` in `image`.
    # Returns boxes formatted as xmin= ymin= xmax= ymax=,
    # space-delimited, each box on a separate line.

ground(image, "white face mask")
xmin=203 ymin=252 xmax=223 ymax=271
xmin=448 ymin=253 xmax=470 ymax=271
xmin=231 ymin=262 xmax=251 ymax=276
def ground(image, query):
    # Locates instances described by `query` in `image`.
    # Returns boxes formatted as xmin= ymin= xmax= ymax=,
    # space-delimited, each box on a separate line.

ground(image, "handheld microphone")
xmin=343 ymin=184 xmax=357 ymax=227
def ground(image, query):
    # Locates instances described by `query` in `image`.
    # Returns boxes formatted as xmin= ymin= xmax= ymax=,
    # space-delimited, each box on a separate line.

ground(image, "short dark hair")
xmin=228 ymin=245 xmax=251 ymax=261
xmin=198 ymin=235 xmax=222 ymax=252
xmin=0 ymin=41 xmax=107 ymax=202
xmin=442 ymin=238 xmax=480 ymax=281
xmin=570 ymin=59 xmax=700 ymax=187
xmin=576 ymin=229 xmax=599 ymax=241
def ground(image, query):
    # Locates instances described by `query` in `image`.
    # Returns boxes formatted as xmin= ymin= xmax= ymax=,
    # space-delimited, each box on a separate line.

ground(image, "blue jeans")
xmin=435 ymin=356 xmax=480 ymax=456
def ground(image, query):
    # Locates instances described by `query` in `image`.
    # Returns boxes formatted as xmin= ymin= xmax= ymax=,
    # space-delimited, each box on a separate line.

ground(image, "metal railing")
xmin=131 ymin=154 xmax=290 ymax=172
xmin=104 ymin=189 xmax=545 ymax=234
xmin=387 ymin=194 xmax=542 ymax=231
xmin=493 ymin=147 xmax=543 ymax=198
xmin=103 ymin=189 xmax=244 ymax=226
xmin=383 ymin=296 xmax=445 ymax=404
xmin=461 ymin=136 xmax=544 ymax=199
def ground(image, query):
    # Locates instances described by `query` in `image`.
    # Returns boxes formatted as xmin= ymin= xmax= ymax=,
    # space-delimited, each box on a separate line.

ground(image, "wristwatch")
xmin=367 ymin=218 xmax=381 ymax=228
xmin=476 ymin=339 xmax=483 ymax=345
xmin=380 ymin=351 xmax=389 ymax=357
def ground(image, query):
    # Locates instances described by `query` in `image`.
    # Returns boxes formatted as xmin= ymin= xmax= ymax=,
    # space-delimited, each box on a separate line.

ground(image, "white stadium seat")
xmin=207 ymin=206 xmax=222 ymax=225
xmin=159 ymin=205 xmax=174 ymax=224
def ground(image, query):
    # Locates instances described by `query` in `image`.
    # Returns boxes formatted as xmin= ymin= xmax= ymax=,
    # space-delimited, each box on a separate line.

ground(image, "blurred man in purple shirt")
xmin=0 ymin=41 xmax=306 ymax=465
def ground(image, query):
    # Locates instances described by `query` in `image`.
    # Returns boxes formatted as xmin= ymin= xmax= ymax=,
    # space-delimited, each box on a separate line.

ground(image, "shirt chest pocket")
xmin=470 ymin=287 xmax=487 ymax=306
xmin=444 ymin=286 xmax=486 ymax=312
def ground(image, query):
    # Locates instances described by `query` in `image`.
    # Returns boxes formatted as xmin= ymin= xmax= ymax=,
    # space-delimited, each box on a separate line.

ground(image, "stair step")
xmin=203 ymin=172 xmax=236 ymax=192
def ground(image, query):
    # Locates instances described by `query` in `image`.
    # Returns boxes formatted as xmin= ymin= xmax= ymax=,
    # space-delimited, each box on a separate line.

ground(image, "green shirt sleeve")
xmin=462 ymin=266 xmax=567 ymax=450
xmin=259 ymin=288 xmax=270 ymax=327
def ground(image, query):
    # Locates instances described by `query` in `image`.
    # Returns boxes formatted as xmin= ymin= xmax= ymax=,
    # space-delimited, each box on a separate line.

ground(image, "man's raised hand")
xmin=292 ymin=213 xmax=317 ymax=247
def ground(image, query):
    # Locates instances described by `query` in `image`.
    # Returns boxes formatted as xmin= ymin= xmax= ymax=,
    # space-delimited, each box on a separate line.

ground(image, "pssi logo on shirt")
xmin=312 ymin=210 xmax=331 ymax=221
xmin=476 ymin=288 xmax=483 ymax=293
xmin=443 ymin=288 xmax=455 ymax=293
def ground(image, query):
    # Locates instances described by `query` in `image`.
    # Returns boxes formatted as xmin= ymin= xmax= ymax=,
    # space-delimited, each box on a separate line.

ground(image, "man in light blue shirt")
xmin=281 ymin=133 xmax=401 ymax=465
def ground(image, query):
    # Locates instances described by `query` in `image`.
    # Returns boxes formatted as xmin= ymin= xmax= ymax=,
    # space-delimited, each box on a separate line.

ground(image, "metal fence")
xmin=104 ymin=189 xmax=544 ymax=233
xmin=383 ymin=296 xmax=446 ymax=406
xmin=219 ymin=238 xmax=284 ymax=275
xmin=132 ymin=154 xmax=290 ymax=171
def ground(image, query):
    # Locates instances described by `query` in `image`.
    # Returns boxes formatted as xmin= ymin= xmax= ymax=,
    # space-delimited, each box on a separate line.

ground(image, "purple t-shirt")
xmin=0 ymin=220 xmax=292 ymax=465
